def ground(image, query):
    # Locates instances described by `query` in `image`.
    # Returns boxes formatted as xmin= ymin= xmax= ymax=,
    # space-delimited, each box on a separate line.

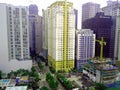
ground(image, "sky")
xmin=0 ymin=0 xmax=117 ymax=28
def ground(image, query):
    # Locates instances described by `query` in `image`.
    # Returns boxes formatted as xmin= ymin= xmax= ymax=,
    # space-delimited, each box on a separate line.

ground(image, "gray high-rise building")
xmin=35 ymin=16 xmax=43 ymax=55
xmin=76 ymin=29 xmax=95 ymax=69
xmin=29 ymin=4 xmax=38 ymax=15
xmin=82 ymin=12 xmax=114 ymax=59
xmin=102 ymin=1 xmax=120 ymax=61
xmin=74 ymin=9 xmax=78 ymax=29
xmin=29 ymin=4 xmax=43 ymax=56
xmin=82 ymin=2 xmax=100 ymax=22
xmin=0 ymin=3 xmax=32 ymax=73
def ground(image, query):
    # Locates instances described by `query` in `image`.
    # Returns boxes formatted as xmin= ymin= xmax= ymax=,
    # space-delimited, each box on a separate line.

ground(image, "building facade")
xmin=76 ymin=29 xmax=95 ymax=69
xmin=0 ymin=3 xmax=32 ymax=73
xmin=82 ymin=2 xmax=100 ymax=22
xmin=29 ymin=4 xmax=38 ymax=56
xmin=35 ymin=16 xmax=43 ymax=55
xmin=82 ymin=12 xmax=114 ymax=59
xmin=42 ymin=9 xmax=49 ymax=60
xmin=74 ymin=9 xmax=78 ymax=29
xmin=83 ymin=58 xmax=119 ymax=84
xmin=45 ymin=1 xmax=75 ymax=72
xmin=102 ymin=1 xmax=120 ymax=61
xmin=29 ymin=4 xmax=38 ymax=15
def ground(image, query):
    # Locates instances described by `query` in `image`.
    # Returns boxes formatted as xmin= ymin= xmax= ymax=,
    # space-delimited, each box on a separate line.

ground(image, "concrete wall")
xmin=0 ymin=3 xmax=10 ymax=73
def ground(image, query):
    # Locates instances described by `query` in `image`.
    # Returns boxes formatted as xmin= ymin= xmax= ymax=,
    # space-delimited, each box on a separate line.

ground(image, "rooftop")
xmin=6 ymin=86 xmax=27 ymax=90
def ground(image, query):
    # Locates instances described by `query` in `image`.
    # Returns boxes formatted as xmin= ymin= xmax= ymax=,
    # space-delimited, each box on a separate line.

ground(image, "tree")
xmin=38 ymin=62 xmax=44 ymax=70
xmin=40 ymin=86 xmax=49 ymax=90
xmin=0 ymin=70 xmax=2 ymax=79
xmin=31 ymin=66 xmax=36 ymax=72
xmin=56 ymin=73 xmax=72 ymax=90
xmin=49 ymin=67 xmax=55 ymax=74
xmin=46 ymin=73 xmax=59 ymax=90
xmin=95 ymin=83 xmax=107 ymax=90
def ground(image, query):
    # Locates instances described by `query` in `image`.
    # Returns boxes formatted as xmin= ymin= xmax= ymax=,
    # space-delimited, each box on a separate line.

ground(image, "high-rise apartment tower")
xmin=45 ymin=1 xmax=75 ymax=72
xmin=0 ymin=3 xmax=32 ymax=73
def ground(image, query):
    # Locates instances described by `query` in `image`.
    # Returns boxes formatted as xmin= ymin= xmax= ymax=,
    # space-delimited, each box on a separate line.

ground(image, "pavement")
xmin=68 ymin=75 xmax=83 ymax=88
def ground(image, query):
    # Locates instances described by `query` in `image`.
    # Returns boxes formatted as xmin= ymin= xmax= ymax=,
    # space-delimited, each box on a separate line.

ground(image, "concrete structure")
xmin=76 ymin=29 xmax=95 ymax=69
xmin=45 ymin=1 xmax=75 ymax=72
xmin=74 ymin=9 xmax=78 ymax=29
xmin=29 ymin=5 xmax=43 ymax=56
xmin=103 ymin=0 xmax=120 ymax=61
xmin=0 ymin=79 xmax=16 ymax=88
xmin=29 ymin=14 xmax=36 ymax=56
xmin=6 ymin=86 xmax=27 ymax=90
xmin=35 ymin=16 xmax=43 ymax=55
xmin=83 ymin=58 xmax=119 ymax=84
xmin=42 ymin=9 xmax=49 ymax=60
xmin=0 ymin=3 xmax=32 ymax=73
xmin=29 ymin=4 xmax=38 ymax=56
xmin=82 ymin=2 xmax=100 ymax=22
xmin=102 ymin=0 xmax=120 ymax=16
xmin=29 ymin=4 xmax=38 ymax=15
xmin=82 ymin=12 xmax=114 ymax=59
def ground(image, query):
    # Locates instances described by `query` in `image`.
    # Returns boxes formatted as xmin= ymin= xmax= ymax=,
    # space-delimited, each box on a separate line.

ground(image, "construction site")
xmin=82 ymin=37 xmax=119 ymax=84
xmin=83 ymin=57 xmax=119 ymax=84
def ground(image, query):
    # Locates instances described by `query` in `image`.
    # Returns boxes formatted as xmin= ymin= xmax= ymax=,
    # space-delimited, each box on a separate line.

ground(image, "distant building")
xmin=29 ymin=14 xmax=36 ymax=56
xmin=29 ymin=4 xmax=43 ymax=56
xmin=82 ymin=12 xmax=114 ymax=59
xmin=45 ymin=1 xmax=75 ymax=72
xmin=29 ymin=5 xmax=38 ymax=56
xmin=102 ymin=0 xmax=120 ymax=16
xmin=29 ymin=4 xmax=38 ymax=15
xmin=42 ymin=9 xmax=49 ymax=60
xmin=0 ymin=3 xmax=32 ymax=73
xmin=82 ymin=2 xmax=100 ymax=22
xmin=35 ymin=16 xmax=43 ymax=55
xmin=76 ymin=29 xmax=95 ymax=69
xmin=74 ymin=9 xmax=78 ymax=29
xmin=102 ymin=1 xmax=120 ymax=61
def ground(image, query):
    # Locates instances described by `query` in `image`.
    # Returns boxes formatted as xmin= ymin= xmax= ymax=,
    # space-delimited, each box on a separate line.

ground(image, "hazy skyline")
xmin=0 ymin=0 xmax=117 ymax=28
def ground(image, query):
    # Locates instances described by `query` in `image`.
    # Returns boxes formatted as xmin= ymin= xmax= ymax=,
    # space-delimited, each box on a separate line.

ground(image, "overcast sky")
xmin=0 ymin=0 xmax=117 ymax=28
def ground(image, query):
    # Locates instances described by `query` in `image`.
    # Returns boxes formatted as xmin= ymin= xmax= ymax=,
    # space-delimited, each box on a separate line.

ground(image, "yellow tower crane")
xmin=96 ymin=37 xmax=106 ymax=62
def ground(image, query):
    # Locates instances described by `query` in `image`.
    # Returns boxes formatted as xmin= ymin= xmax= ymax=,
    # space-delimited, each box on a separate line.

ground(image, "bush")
xmin=40 ymin=86 xmax=49 ymax=90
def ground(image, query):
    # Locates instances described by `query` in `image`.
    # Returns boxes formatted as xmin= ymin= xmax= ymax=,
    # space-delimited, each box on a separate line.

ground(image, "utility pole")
xmin=96 ymin=37 xmax=106 ymax=62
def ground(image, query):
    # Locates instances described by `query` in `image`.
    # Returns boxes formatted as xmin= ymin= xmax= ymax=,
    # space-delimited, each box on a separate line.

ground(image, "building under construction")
xmin=44 ymin=1 xmax=75 ymax=72
xmin=82 ymin=37 xmax=119 ymax=84
xmin=83 ymin=58 xmax=119 ymax=84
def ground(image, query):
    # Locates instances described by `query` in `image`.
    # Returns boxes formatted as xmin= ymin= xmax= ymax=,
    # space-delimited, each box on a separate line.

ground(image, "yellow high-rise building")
xmin=45 ymin=1 xmax=75 ymax=72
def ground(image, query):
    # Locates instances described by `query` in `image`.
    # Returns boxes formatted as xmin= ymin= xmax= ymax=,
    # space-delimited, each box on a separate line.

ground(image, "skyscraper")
xmin=102 ymin=0 xmax=120 ymax=16
xmin=42 ymin=9 xmax=49 ymax=60
xmin=102 ymin=1 xmax=120 ymax=61
xmin=76 ymin=29 xmax=95 ymax=69
xmin=0 ymin=3 xmax=32 ymax=73
xmin=74 ymin=9 xmax=78 ymax=29
xmin=82 ymin=12 xmax=114 ymax=59
xmin=29 ymin=4 xmax=38 ymax=56
xmin=29 ymin=4 xmax=38 ymax=15
xmin=35 ymin=16 xmax=43 ymax=55
xmin=82 ymin=2 xmax=100 ymax=22
xmin=29 ymin=15 xmax=36 ymax=56
xmin=45 ymin=1 xmax=75 ymax=72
